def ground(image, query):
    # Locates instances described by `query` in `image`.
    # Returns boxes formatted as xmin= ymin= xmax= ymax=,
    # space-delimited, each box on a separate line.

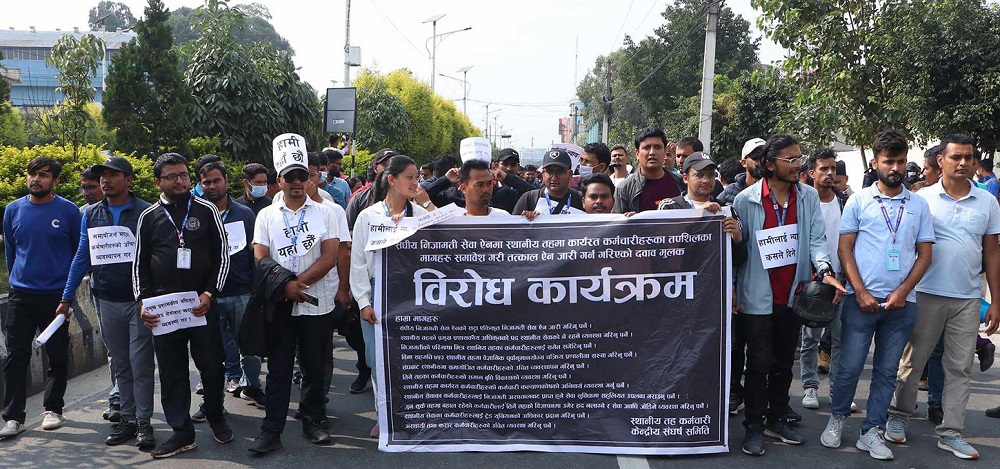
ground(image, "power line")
xmin=616 ymin=1 xmax=711 ymax=72
xmin=366 ymin=0 xmax=425 ymax=56
xmin=466 ymin=98 xmax=567 ymax=109
xmin=610 ymin=0 xmax=638 ymax=50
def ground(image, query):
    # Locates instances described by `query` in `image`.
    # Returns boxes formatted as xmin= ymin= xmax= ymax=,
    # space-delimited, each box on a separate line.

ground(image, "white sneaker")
xmin=802 ymin=388 xmax=820 ymax=409
xmin=820 ymin=414 xmax=846 ymax=448
xmin=41 ymin=411 xmax=65 ymax=430
xmin=851 ymin=401 xmax=859 ymax=413
xmin=0 ymin=419 xmax=25 ymax=438
xmin=856 ymin=427 xmax=894 ymax=460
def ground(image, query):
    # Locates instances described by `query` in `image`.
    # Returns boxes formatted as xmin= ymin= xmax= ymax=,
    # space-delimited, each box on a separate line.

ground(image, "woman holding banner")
xmin=350 ymin=155 xmax=428 ymax=438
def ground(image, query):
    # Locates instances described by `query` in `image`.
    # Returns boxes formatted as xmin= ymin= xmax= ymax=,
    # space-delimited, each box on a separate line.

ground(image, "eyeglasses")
xmin=283 ymin=170 xmax=310 ymax=182
xmin=79 ymin=184 xmax=99 ymax=192
xmin=774 ymin=156 xmax=806 ymax=166
xmin=159 ymin=172 xmax=190 ymax=182
xmin=689 ymin=172 xmax=718 ymax=180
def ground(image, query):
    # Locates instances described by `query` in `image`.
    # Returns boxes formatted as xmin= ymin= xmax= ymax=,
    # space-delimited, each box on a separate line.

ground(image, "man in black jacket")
xmin=657 ymin=153 xmax=743 ymax=243
xmin=613 ymin=127 xmax=686 ymax=213
xmin=512 ymin=149 xmax=585 ymax=215
xmin=134 ymin=153 xmax=232 ymax=458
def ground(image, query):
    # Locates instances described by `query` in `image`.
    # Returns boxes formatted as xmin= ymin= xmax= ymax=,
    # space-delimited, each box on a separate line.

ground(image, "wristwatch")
xmin=203 ymin=291 xmax=214 ymax=299
xmin=421 ymin=200 xmax=432 ymax=208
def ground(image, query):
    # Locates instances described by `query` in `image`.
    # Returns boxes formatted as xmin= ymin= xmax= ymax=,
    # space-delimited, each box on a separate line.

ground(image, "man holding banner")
xmin=732 ymin=135 xmax=845 ymax=456
xmin=58 ymin=157 xmax=156 ymax=448
xmin=134 ymin=153 xmax=232 ymax=458
xmin=512 ymin=149 xmax=584 ymax=215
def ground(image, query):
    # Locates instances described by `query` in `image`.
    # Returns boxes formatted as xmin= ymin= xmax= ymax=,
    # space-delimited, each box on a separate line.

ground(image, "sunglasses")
xmin=283 ymin=170 xmax=310 ymax=182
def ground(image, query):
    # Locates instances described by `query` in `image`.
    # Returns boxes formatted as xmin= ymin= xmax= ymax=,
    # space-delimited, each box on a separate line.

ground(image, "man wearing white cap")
xmin=719 ymin=138 xmax=766 ymax=207
xmin=248 ymin=134 xmax=342 ymax=454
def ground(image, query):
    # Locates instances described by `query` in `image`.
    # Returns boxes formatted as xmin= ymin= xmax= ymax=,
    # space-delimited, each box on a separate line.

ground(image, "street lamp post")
xmin=423 ymin=14 xmax=471 ymax=93
xmin=439 ymin=66 xmax=473 ymax=115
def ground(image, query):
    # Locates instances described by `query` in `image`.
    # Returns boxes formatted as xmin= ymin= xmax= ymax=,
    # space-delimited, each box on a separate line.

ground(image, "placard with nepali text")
xmin=142 ymin=291 xmax=205 ymax=336
xmin=87 ymin=226 xmax=137 ymax=266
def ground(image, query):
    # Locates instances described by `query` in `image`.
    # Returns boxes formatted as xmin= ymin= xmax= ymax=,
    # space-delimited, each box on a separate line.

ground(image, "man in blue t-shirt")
xmin=1 ymin=157 xmax=82 ymax=439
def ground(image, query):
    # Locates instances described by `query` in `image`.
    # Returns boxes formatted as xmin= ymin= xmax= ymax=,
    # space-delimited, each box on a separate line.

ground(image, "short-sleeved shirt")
xmin=253 ymin=195 xmax=341 ymax=316
xmin=916 ymin=181 xmax=1000 ymax=299
xmin=839 ymin=184 xmax=935 ymax=302
xmin=638 ymin=175 xmax=681 ymax=212
xmin=762 ymin=179 xmax=797 ymax=305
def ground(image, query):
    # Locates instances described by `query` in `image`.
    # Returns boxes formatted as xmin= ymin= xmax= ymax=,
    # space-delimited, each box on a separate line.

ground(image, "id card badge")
xmin=887 ymin=247 xmax=901 ymax=271
xmin=287 ymin=256 xmax=300 ymax=274
xmin=176 ymin=248 xmax=192 ymax=270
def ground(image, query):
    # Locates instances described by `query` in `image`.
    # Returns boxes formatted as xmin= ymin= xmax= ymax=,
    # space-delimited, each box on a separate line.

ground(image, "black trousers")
xmin=730 ymin=313 xmax=746 ymax=397
xmin=152 ymin=305 xmax=225 ymax=438
xmin=262 ymin=311 xmax=334 ymax=434
xmin=741 ymin=305 xmax=801 ymax=426
xmin=2 ymin=290 xmax=68 ymax=423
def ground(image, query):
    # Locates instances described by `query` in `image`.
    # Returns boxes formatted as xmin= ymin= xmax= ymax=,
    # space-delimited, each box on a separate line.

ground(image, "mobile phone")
xmin=303 ymin=292 xmax=320 ymax=306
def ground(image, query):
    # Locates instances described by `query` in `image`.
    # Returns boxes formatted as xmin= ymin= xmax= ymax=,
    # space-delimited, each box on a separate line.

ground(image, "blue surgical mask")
xmin=320 ymin=171 xmax=328 ymax=181
xmin=249 ymin=185 xmax=267 ymax=198
xmin=578 ymin=164 xmax=594 ymax=177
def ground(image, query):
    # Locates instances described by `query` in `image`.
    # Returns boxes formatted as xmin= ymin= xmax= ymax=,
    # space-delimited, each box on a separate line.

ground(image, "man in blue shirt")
xmin=321 ymin=148 xmax=350 ymax=209
xmin=975 ymin=155 xmax=999 ymax=200
xmin=888 ymin=134 xmax=1000 ymax=460
xmin=1 ymin=157 xmax=82 ymax=439
xmin=820 ymin=130 xmax=935 ymax=460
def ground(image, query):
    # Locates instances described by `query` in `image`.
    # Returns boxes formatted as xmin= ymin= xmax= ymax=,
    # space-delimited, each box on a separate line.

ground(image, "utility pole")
xmin=602 ymin=62 xmax=612 ymax=144
xmin=344 ymin=0 xmax=351 ymax=86
xmin=484 ymin=103 xmax=490 ymax=139
xmin=697 ymin=0 xmax=719 ymax=155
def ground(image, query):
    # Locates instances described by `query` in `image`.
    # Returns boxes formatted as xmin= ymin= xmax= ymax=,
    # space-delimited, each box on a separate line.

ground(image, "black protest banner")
xmin=373 ymin=211 xmax=732 ymax=454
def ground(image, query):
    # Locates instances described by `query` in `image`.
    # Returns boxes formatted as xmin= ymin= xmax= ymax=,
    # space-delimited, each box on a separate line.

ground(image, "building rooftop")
xmin=0 ymin=29 xmax=136 ymax=49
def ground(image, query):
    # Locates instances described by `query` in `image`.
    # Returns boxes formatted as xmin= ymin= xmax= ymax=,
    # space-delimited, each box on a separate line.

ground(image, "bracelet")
xmin=59 ymin=300 xmax=71 ymax=305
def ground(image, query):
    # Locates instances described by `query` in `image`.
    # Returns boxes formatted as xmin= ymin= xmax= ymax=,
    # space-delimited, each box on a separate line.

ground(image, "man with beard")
xmin=512 ymin=149 xmax=584 ymax=215
xmin=614 ymin=127 xmax=685 ymax=213
xmin=888 ymin=134 xmax=1000 ymax=460
xmin=1 ymin=158 xmax=81 ymax=439
xmin=976 ymin=155 xmax=999 ymax=200
xmin=460 ymin=159 xmax=510 ymax=217
xmin=579 ymin=143 xmax=611 ymax=177
xmin=609 ymin=146 xmax=632 ymax=187
xmin=732 ymin=135 xmax=846 ymax=456
xmin=321 ymin=148 xmax=351 ymax=209
xmin=581 ymin=173 xmax=615 ymax=214
xmin=195 ymin=161 xmax=263 ymax=411
xmin=720 ymin=138 xmax=765 ymax=207
xmin=820 ymin=130 xmax=935 ymax=461
xmin=134 ymin=153 xmax=232 ymax=458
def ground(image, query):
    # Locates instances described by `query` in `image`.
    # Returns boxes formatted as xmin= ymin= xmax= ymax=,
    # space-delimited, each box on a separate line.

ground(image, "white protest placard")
xmin=552 ymin=143 xmax=584 ymax=170
xmin=533 ymin=196 xmax=585 ymax=215
xmin=269 ymin=207 xmax=327 ymax=261
xmin=365 ymin=203 xmax=464 ymax=251
xmin=460 ymin=137 xmax=492 ymax=163
xmin=87 ymin=226 xmax=136 ymax=266
xmin=755 ymin=224 xmax=798 ymax=269
xmin=272 ymin=132 xmax=308 ymax=175
xmin=224 ymin=221 xmax=247 ymax=256
xmin=142 ymin=291 xmax=205 ymax=336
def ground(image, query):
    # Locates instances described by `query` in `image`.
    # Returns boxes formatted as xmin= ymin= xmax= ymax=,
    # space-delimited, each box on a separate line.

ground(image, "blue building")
xmin=0 ymin=28 xmax=136 ymax=110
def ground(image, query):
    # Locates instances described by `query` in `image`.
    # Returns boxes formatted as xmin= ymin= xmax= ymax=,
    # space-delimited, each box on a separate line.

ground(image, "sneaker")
xmin=41 ymin=411 xmax=65 ymax=430
xmin=779 ymin=408 xmax=802 ymax=423
xmin=885 ymin=415 xmax=907 ymax=444
xmin=729 ymin=393 xmax=745 ymax=415
xmin=985 ymin=405 xmax=1000 ymax=418
xmin=248 ymin=430 xmax=282 ymax=454
xmin=742 ymin=423 xmax=765 ymax=456
xmin=928 ymin=406 xmax=943 ymax=424
xmin=105 ymin=420 xmax=138 ymax=446
xmin=103 ymin=403 xmax=122 ymax=422
xmin=820 ymin=414 xmax=847 ymax=448
xmin=150 ymin=435 xmax=196 ymax=459
xmin=195 ymin=381 xmax=204 ymax=395
xmin=765 ymin=419 xmax=804 ymax=444
xmin=136 ymin=421 xmax=156 ymax=450
xmin=226 ymin=378 xmax=241 ymax=395
xmin=851 ymin=401 xmax=859 ymax=413
xmin=303 ymin=421 xmax=332 ymax=445
xmin=209 ymin=419 xmax=233 ymax=444
xmin=0 ymin=420 xmax=25 ymax=439
xmin=937 ymin=434 xmax=979 ymax=459
xmin=977 ymin=341 xmax=995 ymax=372
xmin=350 ymin=372 xmax=371 ymax=394
xmin=802 ymin=388 xmax=820 ymax=410
xmin=240 ymin=387 xmax=266 ymax=409
xmin=856 ymin=427 xmax=894 ymax=460
xmin=192 ymin=404 xmax=227 ymax=423
xmin=818 ymin=350 xmax=831 ymax=374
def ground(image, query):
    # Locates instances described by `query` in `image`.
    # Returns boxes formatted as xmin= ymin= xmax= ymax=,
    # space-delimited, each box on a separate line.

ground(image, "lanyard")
xmin=766 ymin=187 xmax=790 ymax=226
xmin=220 ymin=207 xmax=230 ymax=223
xmin=544 ymin=190 xmax=571 ymax=214
xmin=161 ymin=197 xmax=192 ymax=247
xmin=876 ymin=195 xmax=906 ymax=244
xmin=281 ymin=206 xmax=307 ymax=247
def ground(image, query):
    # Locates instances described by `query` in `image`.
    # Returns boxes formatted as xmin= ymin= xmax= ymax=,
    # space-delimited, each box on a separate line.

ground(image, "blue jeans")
xmin=214 ymin=294 xmax=261 ymax=390
xmin=927 ymin=335 xmax=945 ymax=409
xmin=831 ymin=295 xmax=917 ymax=432
xmin=800 ymin=302 xmax=843 ymax=390
xmin=362 ymin=278 xmax=377 ymax=385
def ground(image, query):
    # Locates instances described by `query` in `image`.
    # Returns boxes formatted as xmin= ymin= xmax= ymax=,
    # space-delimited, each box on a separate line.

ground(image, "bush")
xmin=0 ymin=144 xmax=158 ymax=206
xmin=0 ymin=105 xmax=28 ymax=147
xmin=343 ymin=149 xmax=373 ymax=181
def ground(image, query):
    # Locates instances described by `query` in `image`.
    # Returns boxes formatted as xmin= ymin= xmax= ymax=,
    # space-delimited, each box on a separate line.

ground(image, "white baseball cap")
xmin=741 ymin=138 xmax=766 ymax=160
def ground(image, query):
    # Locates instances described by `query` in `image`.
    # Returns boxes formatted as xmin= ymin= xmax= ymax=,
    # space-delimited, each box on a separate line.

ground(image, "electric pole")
xmin=344 ymin=0 xmax=351 ymax=86
xmin=602 ymin=62 xmax=612 ymax=144
xmin=697 ymin=0 xmax=719 ymax=154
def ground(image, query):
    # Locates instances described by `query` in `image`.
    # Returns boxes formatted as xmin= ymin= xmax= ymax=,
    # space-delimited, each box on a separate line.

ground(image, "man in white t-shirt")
xmin=460 ymin=159 xmax=510 ymax=217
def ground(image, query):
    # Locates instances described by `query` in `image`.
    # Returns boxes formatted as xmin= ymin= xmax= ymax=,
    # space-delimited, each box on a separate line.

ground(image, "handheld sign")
xmin=755 ymin=224 xmax=798 ymax=269
xmin=552 ymin=143 xmax=584 ymax=170
xmin=143 ymin=291 xmax=206 ymax=336
xmin=87 ymin=226 xmax=136 ymax=265
xmin=460 ymin=137 xmax=492 ymax=163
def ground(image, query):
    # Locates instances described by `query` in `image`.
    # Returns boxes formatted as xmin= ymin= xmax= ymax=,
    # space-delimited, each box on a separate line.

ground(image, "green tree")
xmin=0 ymin=106 xmax=28 ymax=147
xmin=88 ymin=1 xmax=137 ymax=31
xmin=166 ymin=3 xmax=292 ymax=54
xmin=353 ymin=69 xmax=410 ymax=152
xmin=46 ymin=33 xmax=105 ymax=159
xmin=0 ymin=49 xmax=10 ymax=103
xmin=104 ymin=0 xmax=192 ymax=159
xmin=712 ymin=70 xmax=792 ymax=159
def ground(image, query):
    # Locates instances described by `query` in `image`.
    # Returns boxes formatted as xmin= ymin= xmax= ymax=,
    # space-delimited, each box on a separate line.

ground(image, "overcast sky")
xmin=4 ymin=0 xmax=783 ymax=150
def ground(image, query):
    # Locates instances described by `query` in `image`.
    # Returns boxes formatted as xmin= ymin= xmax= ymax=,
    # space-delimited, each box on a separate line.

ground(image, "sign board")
xmin=325 ymin=87 xmax=357 ymax=134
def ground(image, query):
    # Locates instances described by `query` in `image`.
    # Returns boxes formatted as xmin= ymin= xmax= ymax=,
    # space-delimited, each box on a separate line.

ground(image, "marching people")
xmin=888 ymin=133 xmax=1000 ymax=460
xmin=59 ymin=157 xmax=156 ymax=448
xmin=235 ymin=162 xmax=273 ymax=216
xmin=351 ymin=154 xmax=430 ymax=439
xmin=133 ymin=152 xmax=232 ymax=458
xmin=579 ymin=143 xmax=612 ymax=177
xmin=247 ymin=136 xmax=342 ymax=453
xmin=820 ymin=130 xmax=935 ymax=460
xmin=732 ymin=135 xmax=846 ymax=456
xmin=657 ymin=152 xmax=742 ymax=245
xmin=346 ymin=148 xmax=397 ymax=230
xmin=1 ymin=158 xmax=81 ymax=439
xmin=512 ymin=149 xmax=585 ymax=215
xmin=613 ymin=127 xmax=685 ymax=213
xmin=322 ymin=148 xmax=351 ymax=209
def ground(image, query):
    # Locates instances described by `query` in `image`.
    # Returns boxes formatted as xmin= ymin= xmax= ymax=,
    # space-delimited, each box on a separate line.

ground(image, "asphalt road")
xmin=3 ymin=335 xmax=1000 ymax=469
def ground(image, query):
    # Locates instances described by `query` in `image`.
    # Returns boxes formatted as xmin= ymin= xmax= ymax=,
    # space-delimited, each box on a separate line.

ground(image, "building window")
xmin=0 ymin=47 xmax=52 ymax=61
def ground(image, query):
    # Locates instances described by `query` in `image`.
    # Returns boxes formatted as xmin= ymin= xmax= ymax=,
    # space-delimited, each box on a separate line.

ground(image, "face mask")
xmin=578 ymin=165 xmax=594 ymax=177
xmin=320 ymin=171 xmax=328 ymax=181
xmin=907 ymin=171 xmax=917 ymax=178
xmin=249 ymin=185 xmax=267 ymax=198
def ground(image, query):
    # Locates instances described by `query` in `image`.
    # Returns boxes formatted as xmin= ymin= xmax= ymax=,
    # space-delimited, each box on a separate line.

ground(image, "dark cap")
xmin=373 ymin=149 xmax=398 ymax=165
xmin=497 ymin=148 xmax=520 ymax=163
xmin=681 ymin=152 xmax=716 ymax=173
xmin=540 ymin=149 xmax=572 ymax=170
xmin=92 ymin=156 xmax=134 ymax=176
xmin=835 ymin=160 xmax=847 ymax=176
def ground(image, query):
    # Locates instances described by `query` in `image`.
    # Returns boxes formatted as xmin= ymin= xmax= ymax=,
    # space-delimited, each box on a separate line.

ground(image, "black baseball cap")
xmin=497 ymin=148 xmax=520 ymax=163
xmin=373 ymin=149 xmax=398 ymax=165
xmin=681 ymin=152 xmax=716 ymax=173
xmin=92 ymin=156 xmax=134 ymax=176
xmin=540 ymin=149 xmax=572 ymax=170
xmin=835 ymin=160 xmax=848 ymax=176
